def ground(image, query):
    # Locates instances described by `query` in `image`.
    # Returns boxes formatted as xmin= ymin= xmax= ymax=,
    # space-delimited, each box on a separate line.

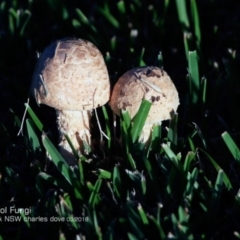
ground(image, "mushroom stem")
xmin=57 ymin=110 xmax=92 ymax=164
xmin=139 ymin=122 xmax=162 ymax=143
xmin=139 ymin=123 xmax=154 ymax=143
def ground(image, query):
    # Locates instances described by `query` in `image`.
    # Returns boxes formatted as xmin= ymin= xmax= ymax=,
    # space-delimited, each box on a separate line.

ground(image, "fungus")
xmin=31 ymin=38 xmax=110 ymax=164
xmin=109 ymin=66 xmax=179 ymax=143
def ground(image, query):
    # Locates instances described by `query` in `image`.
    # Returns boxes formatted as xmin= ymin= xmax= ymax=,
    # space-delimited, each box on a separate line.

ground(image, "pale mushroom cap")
xmin=31 ymin=38 xmax=110 ymax=111
xmin=109 ymin=66 xmax=179 ymax=123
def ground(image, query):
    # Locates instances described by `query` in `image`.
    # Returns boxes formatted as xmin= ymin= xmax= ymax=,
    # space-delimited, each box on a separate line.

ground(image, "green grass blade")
xmin=117 ymin=1 xmax=126 ymax=15
xmin=188 ymin=136 xmax=196 ymax=152
xmin=147 ymin=205 xmax=166 ymax=238
xmin=137 ymin=204 xmax=149 ymax=225
xmin=127 ymin=152 xmax=137 ymax=170
xmin=97 ymin=3 xmax=120 ymax=28
xmin=126 ymin=202 xmax=144 ymax=239
xmin=139 ymin=47 xmax=146 ymax=66
xmin=210 ymin=169 xmax=224 ymax=214
xmin=20 ymin=211 xmax=31 ymax=228
xmin=140 ymin=172 xmax=146 ymax=195
xmin=162 ymin=143 xmax=184 ymax=175
xmin=183 ymin=167 xmax=198 ymax=198
xmin=183 ymin=32 xmax=193 ymax=61
xmin=5 ymin=167 xmax=25 ymax=193
xmin=192 ymin=122 xmax=207 ymax=149
xmin=156 ymin=52 xmax=164 ymax=67
xmin=8 ymin=8 xmax=17 ymax=34
xmin=150 ymin=124 xmax=161 ymax=150
xmin=75 ymin=8 xmax=97 ymax=32
xmin=127 ymin=233 xmax=138 ymax=240
xmin=126 ymin=170 xmax=141 ymax=183
xmin=171 ymin=213 xmax=178 ymax=233
xmin=110 ymin=36 xmax=117 ymax=52
xmin=26 ymin=119 xmax=41 ymax=153
xmin=121 ymin=109 xmax=131 ymax=131
xmin=221 ymin=131 xmax=240 ymax=163
xmin=143 ymin=156 xmax=154 ymax=181
xmin=0 ymin=1 xmax=6 ymax=11
xmin=75 ymin=8 xmax=88 ymax=24
xmin=72 ymin=19 xmax=81 ymax=28
xmin=106 ymin=182 xmax=118 ymax=206
xmin=201 ymin=77 xmax=207 ymax=103
xmin=93 ymin=208 xmax=102 ymax=240
xmin=166 ymin=167 xmax=177 ymax=195
xmin=0 ymin=123 xmax=9 ymax=144
xmin=178 ymin=206 xmax=189 ymax=233
xmin=9 ymin=108 xmax=21 ymax=128
xmin=78 ymin=160 xmax=85 ymax=186
xmin=188 ymin=51 xmax=200 ymax=105
xmin=175 ymin=0 xmax=190 ymax=29
xmin=19 ymin=10 xmax=31 ymax=36
xmin=131 ymin=99 xmax=152 ymax=143
xmin=190 ymin=0 xmax=201 ymax=50
xmin=25 ymin=103 xmax=43 ymax=131
xmin=214 ymin=169 xmax=224 ymax=195
xmin=199 ymin=148 xmax=232 ymax=190
xmin=86 ymin=181 xmax=94 ymax=192
xmin=36 ymin=172 xmax=70 ymax=194
xmin=113 ymin=166 xmax=121 ymax=198
xmin=64 ymin=133 xmax=79 ymax=160
xmin=121 ymin=120 xmax=130 ymax=154
xmin=41 ymin=133 xmax=72 ymax=182
xmin=183 ymin=151 xmax=195 ymax=172
xmin=41 ymin=132 xmax=82 ymax=199
xmin=89 ymin=177 xmax=102 ymax=207
xmin=98 ymin=169 xmax=111 ymax=179
xmin=201 ymin=77 xmax=207 ymax=117
xmin=167 ymin=113 xmax=178 ymax=146
xmin=102 ymin=106 xmax=111 ymax=149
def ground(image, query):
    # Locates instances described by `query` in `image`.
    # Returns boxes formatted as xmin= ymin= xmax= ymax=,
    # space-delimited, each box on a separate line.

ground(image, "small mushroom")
xmin=109 ymin=66 xmax=179 ymax=143
xmin=31 ymin=38 xmax=110 ymax=164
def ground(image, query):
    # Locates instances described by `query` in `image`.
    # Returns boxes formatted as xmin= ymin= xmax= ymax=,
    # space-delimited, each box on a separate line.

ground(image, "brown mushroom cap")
xmin=31 ymin=38 xmax=110 ymax=111
xmin=109 ymin=66 xmax=179 ymax=123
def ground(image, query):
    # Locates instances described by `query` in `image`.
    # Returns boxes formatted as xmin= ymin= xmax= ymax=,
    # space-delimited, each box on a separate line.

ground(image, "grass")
xmin=1 ymin=0 xmax=240 ymax=239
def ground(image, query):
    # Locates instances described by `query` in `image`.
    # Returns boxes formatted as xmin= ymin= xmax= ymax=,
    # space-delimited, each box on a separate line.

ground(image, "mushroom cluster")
xmin=109 ymin=66 xmax=179 ymax=142
xmin=31 ymin=38 xmax=110 ymax=165
xmin=31 ymin=38 xmax=180 ymax=164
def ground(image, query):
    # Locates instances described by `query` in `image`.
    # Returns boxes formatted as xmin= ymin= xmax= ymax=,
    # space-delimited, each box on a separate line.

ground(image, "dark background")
xmin=1 ymin=0 xmax=240 ymax=238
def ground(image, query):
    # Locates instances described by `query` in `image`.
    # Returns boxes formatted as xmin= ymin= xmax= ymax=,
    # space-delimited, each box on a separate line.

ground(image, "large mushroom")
xmin=109 ymin=66 xmax=179 ymax=143
xmin=31 ymin=38 xmax=110 ymax=165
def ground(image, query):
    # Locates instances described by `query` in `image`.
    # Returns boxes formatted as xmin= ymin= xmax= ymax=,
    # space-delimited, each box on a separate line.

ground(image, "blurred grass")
xmin=0 ymin=0 xmax=240 ymax=239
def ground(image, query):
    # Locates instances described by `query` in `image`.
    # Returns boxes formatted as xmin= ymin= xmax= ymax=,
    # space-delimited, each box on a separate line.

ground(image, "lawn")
xmin=0 ymin=0 xmax=240 ymax=239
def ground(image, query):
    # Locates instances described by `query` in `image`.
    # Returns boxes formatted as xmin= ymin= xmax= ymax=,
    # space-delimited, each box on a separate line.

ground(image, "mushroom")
xmin=31 ymin=38 xmax=110 ymax=165
xmin=109 ymin=66 xmax=179 ymax=143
